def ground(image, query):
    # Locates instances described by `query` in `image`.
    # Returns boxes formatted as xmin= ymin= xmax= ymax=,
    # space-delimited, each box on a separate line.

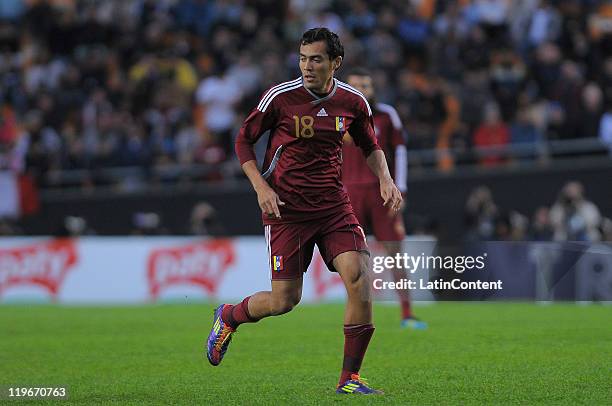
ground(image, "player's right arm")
xmin=241 ymin=161 xmax=285 ymax=219
xmin=235 ymin=99 xmax=284 ymax=219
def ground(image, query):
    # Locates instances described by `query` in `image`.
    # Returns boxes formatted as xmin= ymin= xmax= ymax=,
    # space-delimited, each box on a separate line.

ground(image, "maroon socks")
xmin=401 ymin=298 xmax=412 ymax=319
xmin=221 ymin=299 xmax=375 ymax=386
xmin=339 ymin=324 xmax=375 ymax=385
xmin=221 ymin=296 xmax=260 ymax=330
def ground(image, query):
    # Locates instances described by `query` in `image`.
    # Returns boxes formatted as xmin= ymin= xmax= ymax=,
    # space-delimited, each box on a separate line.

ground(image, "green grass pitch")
xmin=0 ymin=302 xmax=610 ymax=405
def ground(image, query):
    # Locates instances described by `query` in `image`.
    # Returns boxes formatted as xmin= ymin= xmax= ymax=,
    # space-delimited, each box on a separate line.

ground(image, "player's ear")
xmin=332 ymin=56 xmax=342 ymax=71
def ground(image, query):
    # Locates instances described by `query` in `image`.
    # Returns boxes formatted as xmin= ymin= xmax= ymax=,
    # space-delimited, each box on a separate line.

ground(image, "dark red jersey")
xmin=235 ymin=77 xmax=380 ymax=224
xmin=342 ymin=103 xmax=407 ymax=193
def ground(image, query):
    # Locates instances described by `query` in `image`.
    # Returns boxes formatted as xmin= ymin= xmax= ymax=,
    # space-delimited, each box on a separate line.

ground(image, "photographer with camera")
xmin=549 ymin=181 xmax=601 ymax=241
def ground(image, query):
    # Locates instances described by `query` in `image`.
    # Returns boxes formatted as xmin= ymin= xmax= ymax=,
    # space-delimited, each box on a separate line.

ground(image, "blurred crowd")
xmin=464 ymin=181 xmax=612 ymax=242
xmin=1 ymin=0 xmax=612 ymax=190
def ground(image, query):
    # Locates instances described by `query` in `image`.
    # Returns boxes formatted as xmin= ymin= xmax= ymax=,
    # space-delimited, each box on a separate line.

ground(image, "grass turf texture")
xmin=0 ymin=303 xmax=610 ymax=405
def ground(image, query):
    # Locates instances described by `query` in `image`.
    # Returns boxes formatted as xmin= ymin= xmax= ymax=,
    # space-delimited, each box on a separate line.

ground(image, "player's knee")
xmin=270 ymin=300 xmax=296 ymax=316
xmin=271 ymin=293 xmax=301 ymax=315
xmin=343 ymin=260 xmax=370 ymax=298
xmin=346 ymin=269 xmax=366 ymax=291
xmin=346 ymin=260 xmax=369 ymax=287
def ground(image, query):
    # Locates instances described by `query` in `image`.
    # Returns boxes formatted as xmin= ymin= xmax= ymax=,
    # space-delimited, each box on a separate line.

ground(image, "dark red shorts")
xmin=346 ymin=183 xmax=405 ymax=242
xmin=264 ymin=210 xmax=369 ymax=280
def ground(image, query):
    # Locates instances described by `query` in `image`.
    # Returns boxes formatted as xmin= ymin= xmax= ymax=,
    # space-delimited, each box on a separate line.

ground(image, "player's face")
xmin=299 ymin=41 xmax=342 ymax=93
xmin=347 ymin=75 xmax=374 ymax=102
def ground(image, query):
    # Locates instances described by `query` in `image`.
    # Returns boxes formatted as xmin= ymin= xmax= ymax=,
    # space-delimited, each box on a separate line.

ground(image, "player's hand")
xmin=380 ymin=177 xmax=402 ymax=212
xmin=388 ymin=195 xmax=406 ymax=217
xmin=255 ymin=183 xmax=285 ymax=219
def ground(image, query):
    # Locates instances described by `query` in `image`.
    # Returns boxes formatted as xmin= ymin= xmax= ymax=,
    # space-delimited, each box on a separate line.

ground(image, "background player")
xmin=206 ymin=28 xmax=403 ymax=395
xmin=342 ymin=68 xmax=427 ymax=330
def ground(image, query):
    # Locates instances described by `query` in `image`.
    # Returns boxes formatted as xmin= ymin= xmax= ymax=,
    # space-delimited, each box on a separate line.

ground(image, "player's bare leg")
xmin=384 ymin=243 xmax=413 ymax=320
xmin=335 ymin=251 xmax=372 ymax=324
xmin=246 ymin=278 xmax=303 ymax=318
xmin=221 ymin=278 xmax=302 ymax=328
xmin=206 ymin=278 xmax=302 ymax=366
xmin=333 ymin=251 xmax=382 ymax=394
xmin=382 ymin=241 xmax=427 ymax=330
xmin=382 ymin=241 xmax=409 ymax=315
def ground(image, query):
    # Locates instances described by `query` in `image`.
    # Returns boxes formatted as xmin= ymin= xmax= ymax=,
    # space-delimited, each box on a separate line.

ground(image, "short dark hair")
xmin=346 ymin=67 xmax=372 ymax=79
xmin=300 ymin=27 xmax=344 ymax=60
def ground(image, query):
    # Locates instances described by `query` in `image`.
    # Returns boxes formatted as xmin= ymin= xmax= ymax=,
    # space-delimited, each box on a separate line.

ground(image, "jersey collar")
xmin=302 ymin=77 xmax=338 ymax=104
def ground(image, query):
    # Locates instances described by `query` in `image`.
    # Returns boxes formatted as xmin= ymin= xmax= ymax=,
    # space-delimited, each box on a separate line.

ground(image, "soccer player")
xmin=206 ymin=27 xmax=402 ymax=395
xmin=341 ymin=69 xmax=427 ymax=330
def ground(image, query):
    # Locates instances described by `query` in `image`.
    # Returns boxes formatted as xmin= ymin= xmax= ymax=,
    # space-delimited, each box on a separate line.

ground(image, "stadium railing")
xmin=34 ymin=137 xmax=611 ymax=190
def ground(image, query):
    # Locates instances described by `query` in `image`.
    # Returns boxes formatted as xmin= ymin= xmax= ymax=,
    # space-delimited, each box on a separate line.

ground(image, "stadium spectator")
xmin=532 ymin=42 xmax=563 ymax=101
xmin=430 ymin=6 xmax=467 ymax=82
xmin=344 ymin=0 xmax=376 ymax=39
xmin=465 ymin=186 xmax=498 ymax=241
xmin=525 ymin=0 xmax=562 ymax=49
xmin=473 ymin=102 xmax=510 ymax=166
xmin=551 ymin=60 xmax=584 ymax=140
xmin=189 ymin=201 xmax=224 ymax=236
xmin=459 ymin=69 xmax=495 ymax=135
xmin=396 ymin=4 xmax=430 ymax=67
xmin=398 ymin=71 xmax=460 ymax=169
xmin=55 ymin=215 xmax=96 ymax=237
xmin=489 ymin=48 xmax=527 ymax=121
xmin=580 ymin=82 xmax=604 ymax=138
xmin=492 ymin=208 xmax=514 ymax=241
xmin=601 ymin=217 xmax=612 ymax=242
xmin=459 ymin=25 xmax=492 ymax=71
xmin=174 ymin=117 xmax=200 ymax=165
xmin=433 ymin=1 xmax=469 ymax=41
xmin=510 ymin=106 xmax=545 ymax=162
xmin=195 ymin=69 xmax=243 ymax=156
xmin=225 ymin=51 xmax=262 ymax=98
xmin=304 ymin=7 xmax=345 ymax=35
xmin=557 ymin=0 xmax=590 ymax=63
xmin=529 ymin=206 xmax=554 ymax=241
xmin=364 ymin=28 xmax=402 ymax=72
xmin=470 ymin=0 xmax=511 ymax=47
xmin=0 ymin=0 xmax=24 ymax=21
xmin=599 ymin=103 xmax=612 ymax=156
xmin=131 ymin=211 xmax=167 ymax=235
xmin=549 ymin=181 xmax=602 ymax=241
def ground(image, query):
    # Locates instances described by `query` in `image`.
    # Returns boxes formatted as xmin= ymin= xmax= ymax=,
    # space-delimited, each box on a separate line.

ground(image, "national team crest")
xmin=272 ymin=255 xmax=284 ymax=272
xmin=335 ymin=116 xmax=345 ymax=132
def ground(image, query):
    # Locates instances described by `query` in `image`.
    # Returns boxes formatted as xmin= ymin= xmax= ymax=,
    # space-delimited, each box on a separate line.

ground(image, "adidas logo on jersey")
xmin=316 ymin=108 xmax=328 ymax=117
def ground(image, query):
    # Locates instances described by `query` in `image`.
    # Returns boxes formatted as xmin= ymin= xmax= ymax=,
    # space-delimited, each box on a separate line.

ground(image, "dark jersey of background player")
xmin=235 ymin=77 xmax=381 ymax=223
xmin=342 ymin=103 xmax=407 ymax=194
xmin=340 ymin=69 xmax=427 ymax=329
